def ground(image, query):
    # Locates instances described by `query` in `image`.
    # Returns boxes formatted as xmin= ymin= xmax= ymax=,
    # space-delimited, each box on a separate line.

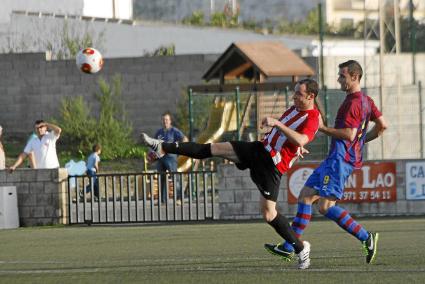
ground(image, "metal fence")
xmin=188 ymin=83 xmax=331 ymax=162
xmin=67 ymin=171 xmax=217 ymax=224
xmin=188 ymin=81 xmax=424 ymax=162
xmin=322 ymin=83 xmax=424 ymax=160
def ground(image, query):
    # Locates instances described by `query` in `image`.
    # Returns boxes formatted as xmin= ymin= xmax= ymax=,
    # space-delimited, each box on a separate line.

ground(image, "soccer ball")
xmin=76 ymin=47 xmax=104 ymax=74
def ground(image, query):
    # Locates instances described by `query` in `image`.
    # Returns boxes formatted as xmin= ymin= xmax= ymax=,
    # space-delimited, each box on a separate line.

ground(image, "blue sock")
xmin=325 ymin=205 xmax=369 ymax=241
xmin=282 ymin=203 xmax=312 ymax=252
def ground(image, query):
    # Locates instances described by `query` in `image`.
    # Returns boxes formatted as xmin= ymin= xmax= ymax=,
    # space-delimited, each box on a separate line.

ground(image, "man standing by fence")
xmin=152 ymin=112 xmax=188 ymax=203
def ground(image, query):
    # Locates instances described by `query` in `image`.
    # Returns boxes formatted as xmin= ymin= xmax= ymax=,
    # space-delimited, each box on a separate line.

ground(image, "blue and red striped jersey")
xmin=328 ymin=91 xmax=382 ymax=168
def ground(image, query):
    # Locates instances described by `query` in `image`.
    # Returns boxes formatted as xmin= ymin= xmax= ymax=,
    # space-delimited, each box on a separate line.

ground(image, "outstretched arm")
xmin=365 ymin=116 xmax=387 ymax=143
xmin=8 ymin=152 xmax=28 ymax=172
xmin=261 ymin=117 xmax=309 ymax=147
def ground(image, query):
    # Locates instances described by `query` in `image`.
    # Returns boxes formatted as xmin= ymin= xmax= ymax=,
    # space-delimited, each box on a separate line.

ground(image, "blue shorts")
xmin=304 ymin=158 xmax=354 ymax=200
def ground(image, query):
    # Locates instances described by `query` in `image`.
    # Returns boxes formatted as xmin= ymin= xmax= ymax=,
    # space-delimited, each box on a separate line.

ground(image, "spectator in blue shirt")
xmin=154 ymin=112 xmax=187 ymax=203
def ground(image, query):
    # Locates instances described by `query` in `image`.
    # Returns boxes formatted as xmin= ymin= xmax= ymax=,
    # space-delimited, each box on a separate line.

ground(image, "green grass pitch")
xmin=0 ymin=217 xmax=424 ymax=283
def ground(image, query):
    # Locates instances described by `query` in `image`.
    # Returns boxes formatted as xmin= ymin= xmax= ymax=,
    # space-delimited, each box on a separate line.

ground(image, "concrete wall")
xmin=0 ymin=0 xmax=84 ymax=24
xmin=216 ymin=161 xmax=425 ymax=220
xmin=0 ymin=169 xmax=68 ymax=226
xmin=0 ymin=0 xmax=132 ymax=23
xmin=83 ymin=0 xmax=133 ymax=20
xmin=0 ymin=14 xmax=311 ymax=57
xmin=0 ymin=52 xmax=217 ymax=140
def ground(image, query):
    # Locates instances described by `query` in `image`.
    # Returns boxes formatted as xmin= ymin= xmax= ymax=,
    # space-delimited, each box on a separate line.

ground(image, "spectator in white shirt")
xmin=9 ymin=120 xmax=62 ymax=171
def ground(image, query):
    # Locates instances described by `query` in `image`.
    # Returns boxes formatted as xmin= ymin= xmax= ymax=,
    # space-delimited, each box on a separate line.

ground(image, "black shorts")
xmin=230 ymin=141 xmax=282 ymax=201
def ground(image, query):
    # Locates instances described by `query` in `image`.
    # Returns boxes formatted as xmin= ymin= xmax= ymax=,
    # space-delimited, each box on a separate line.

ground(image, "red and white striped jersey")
xmin=262 ymin=106 xmax=319 ymax=174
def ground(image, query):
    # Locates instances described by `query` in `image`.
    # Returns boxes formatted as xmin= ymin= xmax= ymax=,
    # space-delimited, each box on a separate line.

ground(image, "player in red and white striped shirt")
xmin=141 ymin=78 xmax=321 ymax=269
xmin=262 ymin=100 xmax=319 ymax=174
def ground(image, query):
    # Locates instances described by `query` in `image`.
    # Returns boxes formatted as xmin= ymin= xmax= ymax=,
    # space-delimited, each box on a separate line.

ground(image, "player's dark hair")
xmin=298 ymin=78 xmax=319 ymax=98
xmin=92 ymin=144 xmax=101 ymax=152
xmin=162 ymin=111 xmax=173 ymax=121
xmin=297 ymin=78 xmax=327 ymax=127
xmin=34 ymin=119 xmax=45 ymax=125
xmin=339 ymin=60 xmax=363 ymax=81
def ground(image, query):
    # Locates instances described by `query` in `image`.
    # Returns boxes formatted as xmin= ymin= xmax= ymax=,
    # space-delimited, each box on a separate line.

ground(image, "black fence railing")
xmin=67 ymin=171 xmax=217 ymax=224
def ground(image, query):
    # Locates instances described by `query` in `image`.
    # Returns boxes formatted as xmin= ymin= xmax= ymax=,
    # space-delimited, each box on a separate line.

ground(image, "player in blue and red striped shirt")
xmin=268 ymin=60 xmax=387 ymax=265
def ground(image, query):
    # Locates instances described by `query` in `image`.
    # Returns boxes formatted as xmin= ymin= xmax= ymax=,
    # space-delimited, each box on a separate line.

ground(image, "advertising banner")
xmin=287 ymin=162 xmax=397 ymax=204
xmin=405 ymin=162 xmax=425 ymax=200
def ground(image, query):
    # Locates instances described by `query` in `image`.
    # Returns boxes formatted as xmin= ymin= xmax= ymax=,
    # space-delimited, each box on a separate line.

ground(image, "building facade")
xmin=326 ymin=0 xmax=425 ymax=28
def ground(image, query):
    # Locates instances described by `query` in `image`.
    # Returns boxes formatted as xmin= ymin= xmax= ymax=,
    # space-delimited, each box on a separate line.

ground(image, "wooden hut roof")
xmin=203 ymin=41 xmax=315 ymax=81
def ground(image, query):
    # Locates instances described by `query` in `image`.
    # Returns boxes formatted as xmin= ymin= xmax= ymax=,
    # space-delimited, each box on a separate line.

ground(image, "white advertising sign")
xmin=406 ymin=162 xmax=425 ymax=200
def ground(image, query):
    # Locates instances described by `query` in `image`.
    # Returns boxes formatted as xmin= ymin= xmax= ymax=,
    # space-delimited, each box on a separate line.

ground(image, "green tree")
xmin=393 ymin=17 xmax=425 ymax=52
xmin=278 ymin=8 xmax=323 ymax=35
xmin=354 ymin=17 xmax=425 ymax=52
xmin=94 ymin=75 xmax=134 ymax=159
xmin=55 ymin=75 xmax=144 ymax=160
xmin=55 ymin=96 xmax=97 ymax=154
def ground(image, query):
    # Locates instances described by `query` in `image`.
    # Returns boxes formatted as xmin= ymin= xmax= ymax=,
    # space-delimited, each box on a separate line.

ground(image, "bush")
xmin=144 ymin=44 xmax=175 ymax=57
xmin=55 ymin=75 xmax=147 ymax=161
xmin=210 ymin=12 xmax=228 ymax=28
xmin=94 ymin=75 xmax=135 ymax=159
xmin=55 ymin=96 xmax=97 ymax=153
xmin=182 ymin=11 xmax=205 ymax=26
xmin=154 ymin=44 xmax=175 ymax=56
